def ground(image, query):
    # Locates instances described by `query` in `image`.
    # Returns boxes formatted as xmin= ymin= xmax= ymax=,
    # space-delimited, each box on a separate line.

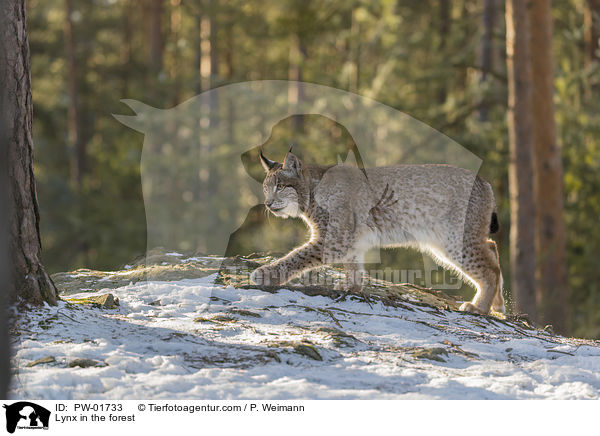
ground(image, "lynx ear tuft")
xmin=282 ymin=152 xmax=302 ymax=176
xmin=259 ymin=149 xmax=279 ymax=172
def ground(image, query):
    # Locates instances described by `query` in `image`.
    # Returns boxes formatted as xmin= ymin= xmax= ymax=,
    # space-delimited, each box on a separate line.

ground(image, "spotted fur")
xmin=251 ymin=152 xmax=504 ymax=315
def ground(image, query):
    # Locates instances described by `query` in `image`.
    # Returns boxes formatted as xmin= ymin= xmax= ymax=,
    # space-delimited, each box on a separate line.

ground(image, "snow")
xmin=9 ymin=258 xmax=600 ymax=400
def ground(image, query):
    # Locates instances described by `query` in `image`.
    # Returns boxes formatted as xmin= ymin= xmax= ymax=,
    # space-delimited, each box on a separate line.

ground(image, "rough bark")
xmin=505 ymin=0 xmax=537 ymax=321
xmin=0 ymin=31 xmax=9 ymax=398
xmin=1 ymin=0 xmax=57 ymax=307
xmin=529 ymin=0 xmax=569 ymax=334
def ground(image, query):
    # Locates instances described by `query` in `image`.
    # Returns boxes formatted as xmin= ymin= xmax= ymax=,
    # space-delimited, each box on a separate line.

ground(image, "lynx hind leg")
xmin=457 ymin=241 xmax=502 ymax=315
xmin=487 ymin=239 xmax=505 ymax=313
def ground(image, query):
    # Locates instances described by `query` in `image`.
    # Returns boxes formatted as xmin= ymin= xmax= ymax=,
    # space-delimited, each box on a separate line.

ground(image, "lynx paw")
xmin=459 ymin=302 xmax=486 ymax=315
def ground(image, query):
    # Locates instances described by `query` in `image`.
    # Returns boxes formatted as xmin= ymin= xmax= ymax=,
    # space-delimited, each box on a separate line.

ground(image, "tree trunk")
xmin=288 ymin=33 xmax=306 ymax=132
xmin=349 ymin=6 xmax=361 ymax=94
xmin=0 ymin=57 xmax=9 ymax=398
xmin=194 ymin=11 xmax=202 ymax=95
xmin=479 ymin=0 xmax=496 ymax=121
xmin=438 ymin=0 xmax=451 ymax=104
xmin=584 ymin=0 xmax=600 ymax=98
xmin=170 ymin=0 xmax=182 ymax=105
xmin=64 ymin=0 xmax=85 ymax=188
xmin=121 ymin=0 xmax=133 ymax=96
xmin=1 ymin=0 xmax=57 ymax=307
xmin=225 ymin=21 xmax=235 ymax=144
xmin=148 ymin=0 xmax=164 ymax=73
xmin=584 ymin=0 xmax=600 ymax=68
xmin=209 ymin=0 xmax=219 ymax=127
xmin=505 ymin=0 xmax=537 ymax=321
xmin=529 ymin=0 xmax=569 ymax=334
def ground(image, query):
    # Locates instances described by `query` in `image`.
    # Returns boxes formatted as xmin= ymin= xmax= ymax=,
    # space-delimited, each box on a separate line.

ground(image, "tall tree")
xmin=148 ymin=0 xmax=164 ymax=74
xmin=120 ymin=0 xmax=134 ymax=96
xmin=437 ymin=0 xmax=451 ymax=104
xmin=2 ymin=0 xmax=57 ymax=306
xmin=64 ymin=0 xmax=85 ymax=188
xmin=170 ymin=0 xmax=182 ymax=105
xmin=287 ymin=0 xmax=309 ymax=132
xmin=529 ymin=0 xmax=569 ymax=334
xmin=584 ymin=0 xmax=600 ymax=98
xmin=0 ymin=28 xmax=9 ymax=397
xmin=479 ymin=0 xmax=497 ymax=121
xmin=584 ymin=0 xmax=600 ymax=69
xmin=209 ymin=0 xmax=219 ymax=127
xmin=199 ymin=0 xmax=219 ymax=124
xmin=193 ymin=7 xmax=202 ymax=95
xmin=505 ymin=0 xmax=537 ymax=320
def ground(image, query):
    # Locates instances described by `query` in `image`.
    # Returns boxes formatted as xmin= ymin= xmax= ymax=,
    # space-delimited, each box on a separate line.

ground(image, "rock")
xmin=90 ymin=294 xmax=119 ymax=309
xmin=68 ymin=358 xmax=105 ymax=368
xmin=412 ymin=347 xmax=448 ymax=362
xmin=211 ymin=315 xmax=236 ymax=322
xmin=193 ymin=317 xmax=214 ymax=323
xmin=293 ymin=343 xmax=323 ymax=361
xmin=194 ymin=314 xmax=236 ymax=323
xmin=26 ymin=356 xmax=56 ymax=367
xmin=64 ymin=293 xmax=119 ymax=309
xmin=316 ymin=327 xmax=360 ymax=348
xmin=265 ymin=351 xmax=281 ymax=363
xmin=229 ymin=308 xmax=262 ymax=318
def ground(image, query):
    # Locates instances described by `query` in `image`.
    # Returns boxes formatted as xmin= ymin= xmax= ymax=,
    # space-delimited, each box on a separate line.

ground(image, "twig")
xmin=57 ymin=310 xmax=82 ymax=324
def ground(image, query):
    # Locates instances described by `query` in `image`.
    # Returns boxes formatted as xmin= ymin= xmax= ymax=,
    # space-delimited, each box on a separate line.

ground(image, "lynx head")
xmin=259 ymin=149 xmax=308 ymax=218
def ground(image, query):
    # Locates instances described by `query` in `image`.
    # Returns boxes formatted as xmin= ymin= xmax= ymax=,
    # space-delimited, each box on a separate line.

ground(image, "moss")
xmin=412 ymin=347 xmax=449 ymax=362
xmin=63 ymin=293 xmax=119 ymax=309
xmin=316 ymin=327 xmax=360 ymax=348
xmin=293 ymin=343 xmax=323 ymax=361
xmin=229 ymin=308 xmax=262 ymax=318
xmin=193 ymin=317 xmax=215 ymax=323
xmin=38 ymin=315 xmax=59 ymax=330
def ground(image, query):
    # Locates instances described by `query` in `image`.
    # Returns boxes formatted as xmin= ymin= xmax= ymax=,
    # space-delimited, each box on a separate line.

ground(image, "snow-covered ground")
xmin=9 ymin=256 xmax=600 ymax=400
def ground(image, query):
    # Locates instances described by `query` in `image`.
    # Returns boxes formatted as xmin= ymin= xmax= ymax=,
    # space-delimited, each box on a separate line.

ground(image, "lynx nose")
xmin=265 ymin=199 xmax=274 ymax=208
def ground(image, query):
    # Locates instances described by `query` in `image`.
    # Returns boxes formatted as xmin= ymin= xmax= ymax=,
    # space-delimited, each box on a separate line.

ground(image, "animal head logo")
xmin=3 ymin=402 xmax=50 ymax=433
xmin=114 ymin=80 xmax=481 ymax=290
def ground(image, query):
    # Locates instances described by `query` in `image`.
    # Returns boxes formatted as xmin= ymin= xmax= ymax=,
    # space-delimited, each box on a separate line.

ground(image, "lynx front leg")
xmin=249 ymin=241 xmax=324 ymax=287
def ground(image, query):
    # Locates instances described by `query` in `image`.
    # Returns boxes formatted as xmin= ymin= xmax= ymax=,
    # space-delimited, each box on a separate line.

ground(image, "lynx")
xmin=250 ymin=150 xmax=505 ymax=315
